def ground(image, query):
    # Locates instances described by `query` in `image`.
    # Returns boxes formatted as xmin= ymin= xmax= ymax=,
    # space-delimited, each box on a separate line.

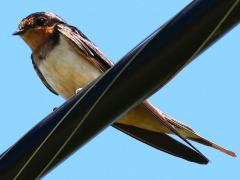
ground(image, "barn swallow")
xmin=13 ymin=12 xmax=236 ymax=164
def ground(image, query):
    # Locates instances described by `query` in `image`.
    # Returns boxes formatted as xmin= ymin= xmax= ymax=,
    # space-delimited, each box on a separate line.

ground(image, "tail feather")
xmin=143 ymin=101 xmax=237 ymax=157
xmin=115 ymin=100 xmax=236 ymax=160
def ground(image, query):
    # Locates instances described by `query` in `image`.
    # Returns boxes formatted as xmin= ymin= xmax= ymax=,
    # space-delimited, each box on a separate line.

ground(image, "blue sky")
xmin=0 ymin=0 xmax=239 ymax=179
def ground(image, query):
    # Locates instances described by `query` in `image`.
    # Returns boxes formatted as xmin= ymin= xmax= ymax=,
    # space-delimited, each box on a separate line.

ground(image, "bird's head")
xmin=13 ymin=12 xmax=65 ymax=51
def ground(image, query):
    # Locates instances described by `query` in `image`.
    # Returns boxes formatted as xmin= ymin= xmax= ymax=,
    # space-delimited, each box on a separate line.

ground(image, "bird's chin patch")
xmin=22 ymin=26 xmax=55 ymax=51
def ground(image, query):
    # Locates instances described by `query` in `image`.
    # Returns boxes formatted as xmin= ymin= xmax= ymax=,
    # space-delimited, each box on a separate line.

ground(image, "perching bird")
xmin=13 ymin=12 xmax=236 ymax=164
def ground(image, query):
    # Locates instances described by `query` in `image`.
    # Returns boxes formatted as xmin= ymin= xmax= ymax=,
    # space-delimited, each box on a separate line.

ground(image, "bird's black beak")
xmin=12 ymin=29 xmax=25 ymax=36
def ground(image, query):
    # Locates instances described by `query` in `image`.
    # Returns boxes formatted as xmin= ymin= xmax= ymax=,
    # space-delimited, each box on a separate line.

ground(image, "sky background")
xmin=0 ymin=0 xmax=239 ymax=179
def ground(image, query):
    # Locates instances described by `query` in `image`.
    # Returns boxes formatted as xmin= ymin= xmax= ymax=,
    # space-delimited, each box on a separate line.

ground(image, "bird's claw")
xmin=75 ymin=88 xmax=83 ymax=94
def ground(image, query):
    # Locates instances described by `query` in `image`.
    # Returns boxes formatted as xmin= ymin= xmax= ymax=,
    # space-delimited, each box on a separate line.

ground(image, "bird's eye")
xmin=35 ymin=17 xmax=47 ymax=26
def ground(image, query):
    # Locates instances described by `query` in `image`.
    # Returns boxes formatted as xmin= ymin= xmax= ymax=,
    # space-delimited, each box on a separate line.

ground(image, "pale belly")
xmin=39 ymin=35 xmax=102 ymax=99
xmin=36 ymin=34 xmax=194 ymax=139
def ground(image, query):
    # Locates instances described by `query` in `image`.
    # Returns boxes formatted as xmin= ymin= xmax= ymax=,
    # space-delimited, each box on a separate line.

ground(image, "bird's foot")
xmin=75 ymin=88 xmax=83 ymax=94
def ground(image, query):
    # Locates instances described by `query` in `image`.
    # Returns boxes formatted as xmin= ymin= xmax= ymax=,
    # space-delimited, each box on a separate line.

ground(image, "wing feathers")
xmin=54 ymin=23 xmax=236 ymax=161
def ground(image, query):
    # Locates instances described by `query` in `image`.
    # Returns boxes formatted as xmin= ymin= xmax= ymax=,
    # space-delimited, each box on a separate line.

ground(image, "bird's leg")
xmin=53 ymin=88 xmax=83 ymax=112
